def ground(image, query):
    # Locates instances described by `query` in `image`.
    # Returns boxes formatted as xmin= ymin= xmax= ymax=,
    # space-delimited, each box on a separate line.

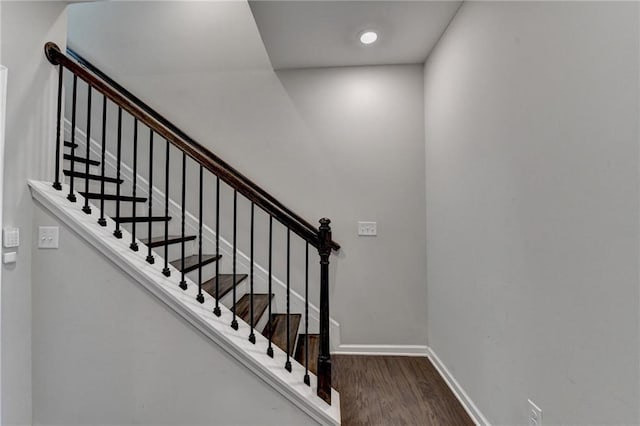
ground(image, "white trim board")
xmin=64 ymin=120 xmax=342 ymax=349
xmin=426 ymin=347 xmax=491 ymax=426
xmin=29 ymin=180 xmax=340 ymax=426
xmin=332 ymin=344 xmax=429 ymax=357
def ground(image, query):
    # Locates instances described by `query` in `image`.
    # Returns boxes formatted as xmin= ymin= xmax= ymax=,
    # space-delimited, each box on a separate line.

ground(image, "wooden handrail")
xmin=45 ymin=42 xmax=340 ymax=251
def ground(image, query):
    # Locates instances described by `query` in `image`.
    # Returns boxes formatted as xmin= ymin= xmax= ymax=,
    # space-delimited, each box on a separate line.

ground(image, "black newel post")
xmin=317 ymin=218 xmax=332 ymax=405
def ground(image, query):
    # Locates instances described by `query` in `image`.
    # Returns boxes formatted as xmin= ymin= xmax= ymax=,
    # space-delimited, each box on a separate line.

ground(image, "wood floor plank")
xmin=294 ymin=333 xmax=318 ymax=375
xmin=262 ymin=313 xmax=301 ymax=356
xmin=80 ymin=192 xmax=147 ymax=203
xmin=64 ymin=153 xmax=100 ymax=166
xmin=332 ymin=355 xmax=474 ymax=426
xmin=141 ymin=234 xmax=196 ymax=248
xmin=64 ymin=169 xmax=123 ymax=184
xmin=232 ymin=294 xmax=271 ymax=327
xmin=113 ymin=216 xmax=171 ymax=224
xmin=169 ymin=254 xmax=220 ymax=273
xmin=202 ymin=274 xmax=248 ymax=300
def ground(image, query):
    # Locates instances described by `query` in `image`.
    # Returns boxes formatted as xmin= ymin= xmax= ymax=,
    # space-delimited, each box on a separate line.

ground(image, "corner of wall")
xmin=1 ymin=3 xmax=68 ymax=425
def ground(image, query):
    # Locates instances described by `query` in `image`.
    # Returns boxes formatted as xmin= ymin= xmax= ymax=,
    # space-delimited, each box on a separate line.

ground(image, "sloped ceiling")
xmin=68 ymin=1 xmax=273 ymax=76
xmin=249 ymin=1 xmax=462 ymax=70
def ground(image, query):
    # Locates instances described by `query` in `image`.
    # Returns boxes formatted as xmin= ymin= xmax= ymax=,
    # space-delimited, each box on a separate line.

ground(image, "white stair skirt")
xmin=29 ymin=179 xmax=341 ymax=426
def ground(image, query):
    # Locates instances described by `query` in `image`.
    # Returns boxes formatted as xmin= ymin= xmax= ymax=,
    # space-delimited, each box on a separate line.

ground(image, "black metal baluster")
xmin=213 ymin=176 xmax=221 ymax=317
xmin=129 ymin=119 xmax=139 ymax=251
xmin=231 ymin=190 xmax=238 ymax=330
xmin=146 ymin=131 xmax=155 ymax=264
xmin=266 ymin=216 xmax=274 ymax=358
xmin=196 ymin=165 xmax=205 ymax=303
xmin=304 ymin=241 xmax=310 ymax=385
xmin=67 ymin=74 xmax=78 ymax=202
xmin=179 ymin=152 xmax=187 ymax=290
xmin=81 ymin=84 xmax=92 ymax=214
xmin=53 ymin=64 xmax=63 ymax=191
xmin=285 ymin=228 xmax=292 ymax=372
xmin=97 ymin=95 xmax=107 ymax=227
xmin=113 ymin=107 xmax=123 ymax=239
xmin=248 ymin=202 xmax=255 ymax=343
xmin=162 ymin=140 xmax=171 ymax=277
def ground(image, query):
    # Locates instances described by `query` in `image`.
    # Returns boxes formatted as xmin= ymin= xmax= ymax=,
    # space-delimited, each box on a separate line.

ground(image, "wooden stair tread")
xmin=80 ymin=192 xmax=147 ymax=202
xmin=112 ymin=216 xmax=171 ymax=224
xmin=294 ymin=334 xmax=319 ymax=375
xmin=141 ymin=235 xmax=196 ymax=248
xmin=232 ymin=294 xmax=272 ymax=327
xmin=202 ymin=273 xmax=248 ymax=300
xmin=64 ymin=170 xmax=123 ymax=184
xmin=263 ymin=313 xmax=301 ymax=356
xmin=169 ymin=254 xmax=221 ymax=274
xmin=64 ymin=154 xmax=100 ymax=166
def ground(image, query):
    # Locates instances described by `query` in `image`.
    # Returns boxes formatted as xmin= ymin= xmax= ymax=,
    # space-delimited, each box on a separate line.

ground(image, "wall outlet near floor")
xmin=528 ymin=399 xmax=542 ymax=426
xmin=358 ymin=221 xmax=377 ymax=236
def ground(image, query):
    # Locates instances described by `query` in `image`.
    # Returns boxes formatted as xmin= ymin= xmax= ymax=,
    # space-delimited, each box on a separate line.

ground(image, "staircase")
xmin=33 ymin=42 xmax=341 ymax=425
xmin=61 ymin=136 xmax=321 ymax=373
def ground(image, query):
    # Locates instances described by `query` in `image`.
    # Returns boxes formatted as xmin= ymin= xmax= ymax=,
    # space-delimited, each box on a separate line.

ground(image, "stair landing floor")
xmin=332 ymin=355 xmax=472 ymax=426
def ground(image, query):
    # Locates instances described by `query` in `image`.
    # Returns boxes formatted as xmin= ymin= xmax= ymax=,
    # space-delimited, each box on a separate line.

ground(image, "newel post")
xmin=317 ymin=218 xmax=332 ymax=404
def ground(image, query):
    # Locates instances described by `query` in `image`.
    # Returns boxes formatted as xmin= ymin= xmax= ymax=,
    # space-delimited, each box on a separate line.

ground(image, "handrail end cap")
xmin=44 ymin=42 xmax=62 ymax=65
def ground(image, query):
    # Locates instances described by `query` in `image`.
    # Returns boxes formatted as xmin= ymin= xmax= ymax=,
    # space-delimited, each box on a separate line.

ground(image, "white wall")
xmin=0 ymin=3 xmax=67 ymax=425
xmin=30 ymin=202 xmax=318 ymax=426
xmin=277 ymin=66 xmax=427 ymax=345
xmin=0 ymin=48 xmax=6 ymax=426
xmin=68 ymin=2 xmax=428 ymax=348
xmin=424 ymin=2 xmax=639 ymax=424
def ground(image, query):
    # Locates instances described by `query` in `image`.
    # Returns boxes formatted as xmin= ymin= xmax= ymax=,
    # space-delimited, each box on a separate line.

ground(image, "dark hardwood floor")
xmin=263 ymin=313 xmax=301 ymax=356
xmin=295 ymin=334 xmax=319 ymax=375
xmin=332 ymin=355 xmax=474 ymax=426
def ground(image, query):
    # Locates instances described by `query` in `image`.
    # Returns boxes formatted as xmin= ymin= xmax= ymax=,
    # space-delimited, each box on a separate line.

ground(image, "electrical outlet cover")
xmin=358 ymin=221 xmax=377 ymax=236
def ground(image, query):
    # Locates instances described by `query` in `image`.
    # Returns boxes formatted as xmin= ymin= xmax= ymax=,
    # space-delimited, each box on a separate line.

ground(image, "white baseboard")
xmin=332 ymin=344 xmax=429 ymax=357
xmin=426 ymin=347 xmax=490 ymax=426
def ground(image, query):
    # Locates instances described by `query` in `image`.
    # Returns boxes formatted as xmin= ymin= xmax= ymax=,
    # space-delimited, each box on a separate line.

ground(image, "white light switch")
xmin=358 ymin=221 xmax=377 ymax=236
xmin=3 ymin=252 xmax=16 ymax=264
xmin=3 ymin=227 xmax=19 ymax=248
xmin=38 ymin=226 xmax=59 ymax=249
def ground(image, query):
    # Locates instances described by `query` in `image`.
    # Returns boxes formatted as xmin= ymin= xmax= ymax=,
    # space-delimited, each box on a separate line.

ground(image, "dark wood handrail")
xmin=45 ymin=42 xmax=340 ymax=251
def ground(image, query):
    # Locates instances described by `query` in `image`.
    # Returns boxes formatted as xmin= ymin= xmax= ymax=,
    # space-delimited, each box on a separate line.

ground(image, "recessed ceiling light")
xmin=359 ymin=30 xmax=378 ymax=45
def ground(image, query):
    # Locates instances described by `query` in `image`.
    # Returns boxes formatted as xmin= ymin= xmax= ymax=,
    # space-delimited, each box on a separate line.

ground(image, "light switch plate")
xmin=3 ymin=227 xmax=19 ymax=248
xmin=3 ymin=252 xmax=17 ymax=264
xmin=38 ymin=226 xmax=59 ymax=249
xmin=358 ymin=221 xmax=377 ymax=236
